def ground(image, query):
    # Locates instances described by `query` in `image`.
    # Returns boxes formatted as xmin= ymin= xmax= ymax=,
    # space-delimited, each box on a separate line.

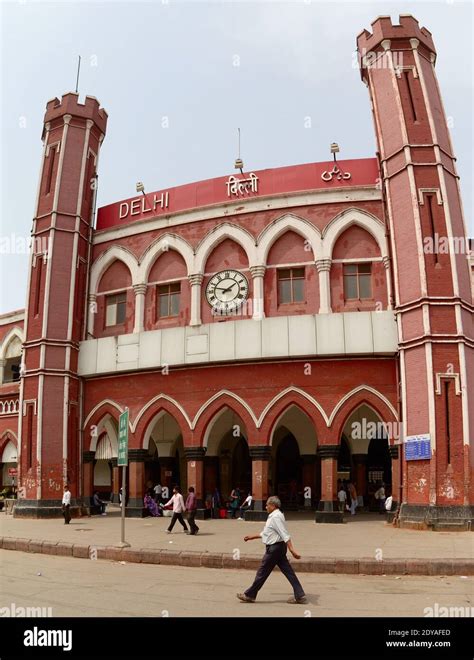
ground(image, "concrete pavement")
xmin=1 ymin=510 xmax=473 ymax=575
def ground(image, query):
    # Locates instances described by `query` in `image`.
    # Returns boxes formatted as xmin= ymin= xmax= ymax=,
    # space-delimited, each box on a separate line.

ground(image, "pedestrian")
xmin=337 ymin=485 xmax=347 ymax=513
xmin=237 ymin=492 xmax=253 ymax=520
xmin=153 ymin=482 xmax=162 ymax=504
xmin=62 ymin=485 xmax=71 ymax=524
xmin=185 ymin=486 xmax=199 ymax=535
xmin=229 ymin=486 xmax=241 ymax=518
xmin=119 ymin=486 xmax=123 ymax=508
xmin=211 ymin=487 xmax=222 ymax=519
xmin=348 ymin=482 xmax=358 ymax=515
xmin=164 ymin=486 xmax=189 ymax=533
xmin=237 ymin=496 xmax=307 ymax=604
xmin=93 ymin=491 xmax=107 ymax=515
xmin=374 ymin=483 xmax=386 ymax=513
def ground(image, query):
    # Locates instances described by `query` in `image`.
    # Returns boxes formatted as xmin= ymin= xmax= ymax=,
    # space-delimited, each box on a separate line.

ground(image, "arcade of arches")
xmin=84 ymin=402 xmax=399 ymax=519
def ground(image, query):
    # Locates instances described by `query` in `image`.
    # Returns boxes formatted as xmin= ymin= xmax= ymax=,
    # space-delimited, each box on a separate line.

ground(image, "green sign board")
xmin=118 ymin=409 xmax=129 ymax=466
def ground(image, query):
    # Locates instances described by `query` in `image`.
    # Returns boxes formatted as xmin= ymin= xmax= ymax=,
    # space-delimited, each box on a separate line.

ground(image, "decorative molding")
xmin=435 ymin=373 xmax=461 ymax=396
xmin=317 ymin=445 xmax=340 ymax=459
xmin=188 ymin=273 xmax=204 ymax=287
xmin=418 ymin=188 xmax=443 ymax=205
xmin=184 ymin=447 xmax=207 ymax=460
xmin=315 ymin=258 xmax=332 ymax=273
xmin=249 ymin=446 xmax=272 ymax=460
xmin=250 ymin=265 xmax=266 ymax=278
xmin=133 ymin=283 xmax=147 ymax=296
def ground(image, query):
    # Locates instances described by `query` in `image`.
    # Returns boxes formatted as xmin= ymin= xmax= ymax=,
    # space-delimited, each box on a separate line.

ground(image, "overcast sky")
xmin=1 ymin=0 xmax=472 ymax=314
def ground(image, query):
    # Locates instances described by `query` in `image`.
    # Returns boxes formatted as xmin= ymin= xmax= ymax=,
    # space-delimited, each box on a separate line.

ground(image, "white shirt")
xmin=154 ymin=484 xmax=162 ymax=494
xmin=242 ymin=495 xmax=253 ymax=507
xmin=260 ymin=508 xmax=290 ymax=545
xmin=338 ymin=490 xmax=347 ymax=502
xmin=62 ymin=490 xmax=71 ymax=506
xmin=165 ymin=493 xmax=186 ymax=513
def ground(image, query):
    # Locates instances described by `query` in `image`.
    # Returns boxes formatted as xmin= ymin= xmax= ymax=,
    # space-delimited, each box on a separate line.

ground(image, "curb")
xmin=1 ymin=536 xmax=473 ymax=575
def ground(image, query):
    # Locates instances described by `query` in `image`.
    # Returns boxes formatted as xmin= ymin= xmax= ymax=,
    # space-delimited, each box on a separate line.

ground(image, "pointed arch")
xmin=257 ymin=213 xmax=322 ymax=264
xmin=194 ymin=223 xmax=257 ymax=273
xmin=89 ymin=245 xmax=139 ymax=294
xmin=258 ymin=387 xmax=329 ymax=444
xmin=329 ymin=386 xmax=398 ymax=442
xmin=83 ymin=399 xmax=124 ymax=433
xmin=192 ymin=391 xmax=258 ymax=446
xmin=138 ymin=233 xmax=194 ymax=282
xmin=321 ymin=208 xmax=387 ymax=260
xmin=132 ymin=394 xmax=192 ymax=448
xmin=0 ymin=327 xmax=23 ymax=360
xmin=0 ymin=430 xmax=18 ymax=456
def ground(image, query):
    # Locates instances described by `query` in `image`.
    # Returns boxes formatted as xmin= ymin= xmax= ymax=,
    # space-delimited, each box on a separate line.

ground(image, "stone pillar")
xmin=111 ymin=458 xmax=120 ymax=503
xmin=188 ymin=274 xmax=203 ymax=326
xmin=127 ymin=449 xmax=147 ymax=517
xmin=250 ymin=265 xmax=266 ymax=320
xmin=0 ymin=358 xmax=6 ymax=385
xmin=132 ymin=283 xmax=147 ymax=333
xmin=389 ymin=445 xmax=400 ymax=511
xmin=382 ymin=255 xmax=393 ymax=310
xmin=82 ymin=451 xmax=95 ymax=503
xmin=315 ymin=258 xmax=332 ymax=314
xmin=87 ymin=294 xmax=97 ymax=337
xmin=315 ymin=445 xmax=343 ymax=523
xmin=249 ymin=446 xmax=271 ymax=520
xmin=301 ymin=455 xmax=317 ymax=507
xmin=184 ymin=447 xmax=206 ymax=507
xmin=352 ymin=453 xmax=367 ymax=506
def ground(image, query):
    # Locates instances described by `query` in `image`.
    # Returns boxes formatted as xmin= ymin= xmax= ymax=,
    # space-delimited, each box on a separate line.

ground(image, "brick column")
xmin=301 ymin=454 xmax=317 ymax=507
xmin=82 ymin=451 xmax=94 ymax=502
xmin=249 ymin=446 xmax=271 ymax=519
xmin=184 ymin=447 xmax=206 ymax=506
xmin=315 ymin=445 xmax=343 ymax=523
xmin=127 ymin=449 xmax=147 ymax=517
xmin=352 ymin=453 xmax=367 ymax=506
xmin=389 ymin=445 xmax=400 ymax=511
xmin=111 ymin=458 xmax=120 ymax=503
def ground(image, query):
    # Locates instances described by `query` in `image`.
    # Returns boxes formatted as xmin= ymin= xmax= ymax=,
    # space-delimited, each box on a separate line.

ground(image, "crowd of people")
xmin=337 ymin=480 xmax=390 ymax=515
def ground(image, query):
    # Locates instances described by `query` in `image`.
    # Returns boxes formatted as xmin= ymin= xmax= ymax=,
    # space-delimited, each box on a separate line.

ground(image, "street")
xmin=1 ymin=550 xmax=472 ymax=618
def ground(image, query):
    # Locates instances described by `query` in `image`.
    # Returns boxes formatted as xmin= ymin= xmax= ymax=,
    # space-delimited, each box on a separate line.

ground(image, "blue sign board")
xmin=405 ymin=435 xmax=431 ymax=461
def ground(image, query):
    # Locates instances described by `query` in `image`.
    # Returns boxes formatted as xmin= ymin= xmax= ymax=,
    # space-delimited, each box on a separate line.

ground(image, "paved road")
xmin=1 ymin=550 xmax=472 ymax=618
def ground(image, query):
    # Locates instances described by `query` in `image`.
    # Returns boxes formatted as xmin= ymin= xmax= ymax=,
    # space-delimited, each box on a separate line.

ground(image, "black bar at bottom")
xmin=0 ymin=617 xmax=472 ymax=658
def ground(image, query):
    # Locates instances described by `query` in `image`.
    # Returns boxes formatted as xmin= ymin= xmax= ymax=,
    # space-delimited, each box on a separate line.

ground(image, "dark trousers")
xmin=187 ymin=510 xmax=199 ymax=534
xmin=245 ymin=542 xmax=305 ymax=600
xmin=167 ymin=512 xmax=188 ymax=532
xmin=62 ymin=505 xmax=71 ymax=524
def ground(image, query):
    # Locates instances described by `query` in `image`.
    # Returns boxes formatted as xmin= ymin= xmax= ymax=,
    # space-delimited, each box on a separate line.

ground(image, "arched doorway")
xmin=93 ymin=432 xmax=116 ymax=500
xmin=145 ymin=412 xmax=184 ymax=498
xmin=204 ymin=407 xmax=251 ymax=505
xmin=340 ymin=404 xmax=392 ymax=510
xmin=270 ymin=405 xmax=319 ymax=509
xmin=1 ymin=437 xmax=18 ymax=493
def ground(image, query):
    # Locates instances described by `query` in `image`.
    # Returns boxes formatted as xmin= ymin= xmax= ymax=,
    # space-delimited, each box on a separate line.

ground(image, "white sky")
xmin=0 ymin=0 xmax=472 ymax=314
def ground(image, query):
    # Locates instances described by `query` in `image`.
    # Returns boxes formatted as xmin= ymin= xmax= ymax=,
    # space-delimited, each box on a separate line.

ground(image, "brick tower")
xmin=15 ymin=93 xmax=107 ymax=517
xmin=357 ymin=16 xmax=474 ymax=527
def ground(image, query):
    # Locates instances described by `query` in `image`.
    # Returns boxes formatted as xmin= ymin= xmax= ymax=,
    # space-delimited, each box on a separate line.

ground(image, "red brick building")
xmin=2 ymin=15 xmax=473 ymax=527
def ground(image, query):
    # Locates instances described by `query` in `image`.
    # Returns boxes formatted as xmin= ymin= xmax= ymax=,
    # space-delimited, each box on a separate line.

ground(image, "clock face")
xmin=206 ymin=269 xmax=249 ymax=313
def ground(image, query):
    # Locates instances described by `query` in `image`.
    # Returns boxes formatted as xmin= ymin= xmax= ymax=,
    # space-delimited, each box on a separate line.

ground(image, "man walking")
xmin=186 ymin=486 xmax=199 ymax=535
xmin=62 ymin=485 xmax=71 ymax=524
xmin=237 ymin=496 xmax=307 ymax=604
xmin=164 ymin=486 xmax=189 ymax=534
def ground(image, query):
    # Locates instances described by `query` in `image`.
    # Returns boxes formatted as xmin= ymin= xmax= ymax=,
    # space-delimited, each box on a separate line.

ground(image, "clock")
xmin=205 ymin=269 xmax=249 ymax=313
